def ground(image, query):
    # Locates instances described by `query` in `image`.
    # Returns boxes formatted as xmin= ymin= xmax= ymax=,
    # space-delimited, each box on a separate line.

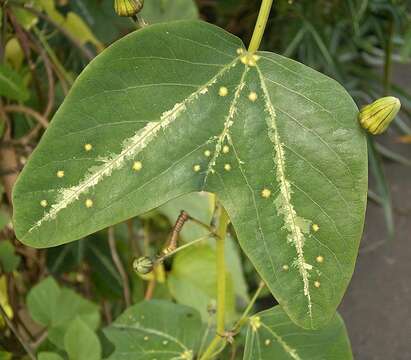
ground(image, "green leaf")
xmin=104 ymin=300 xmax=202 ymax=359
xmin=0 ymin=241 xmax=20 ymax=273
xmin=244 ymin=306 xmax=353 ymax=359
xmin=13 ymin=21 xmax=367 ymax=329
xmin=27 ymin=277 xmax=60 ymax=326
xmin=48 ymin=288 xmax=100 ymax=348
xmin=64 ymin=318 xmax=102 ymax=360
xmin=141 ymin=0 xmax=198 ymax=24
xmin=38 ymin=352 xmax=64 ymax=360
xmin=26 ymin=276 xmax=100 ymax=348
xmin=168 ymin=241 xmax=237 ymax=322
xmin=0 ymin=351 xmax=12 ymax=360
xmin=0 ymin=64 xmax=29 ymax=101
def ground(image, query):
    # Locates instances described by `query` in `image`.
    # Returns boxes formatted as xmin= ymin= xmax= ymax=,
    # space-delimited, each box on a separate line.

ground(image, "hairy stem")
xmin=248 ymin=0 xmax=274 ymax=53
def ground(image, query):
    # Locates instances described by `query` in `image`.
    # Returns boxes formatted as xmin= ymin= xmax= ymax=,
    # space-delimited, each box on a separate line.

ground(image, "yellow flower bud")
xmin=358 ymin=96 xmax=401 ymax=135
xmin=114 ymin=0 xmax=144 ymax=17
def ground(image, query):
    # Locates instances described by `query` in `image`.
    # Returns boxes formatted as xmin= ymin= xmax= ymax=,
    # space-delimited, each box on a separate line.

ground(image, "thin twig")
xmin=16 ymin=3 xmax=94 ymax=61
xmin=0 ymin=102 xmax=19 ymax=204
xmin=144 ymin=278 xmax=156 ymax=300
xmin=26 ymin=32 xmax=55 ymax=118
xmin=108 ymin=227 xmax=132 ymax=307
xmin=7 ymin=8 xmax=45 ymax=107
xmin=0 ymin=304 xmax=36 ymax=360
xmin=4 ymin=105 xmax=49 ymax=128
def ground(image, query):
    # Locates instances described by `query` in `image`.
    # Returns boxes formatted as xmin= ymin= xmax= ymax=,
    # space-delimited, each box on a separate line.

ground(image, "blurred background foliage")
xmin=0 ymin=0 xmax=410 ymax=358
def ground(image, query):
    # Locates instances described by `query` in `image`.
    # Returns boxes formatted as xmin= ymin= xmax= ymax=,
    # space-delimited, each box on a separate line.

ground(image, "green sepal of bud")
xmin=114 ymin=0 xmax=144 ymax=17
xmin=133 ymin=256 xmax=154 ymax=275
xmin=358 ymin=96 xmax=401 ymax=135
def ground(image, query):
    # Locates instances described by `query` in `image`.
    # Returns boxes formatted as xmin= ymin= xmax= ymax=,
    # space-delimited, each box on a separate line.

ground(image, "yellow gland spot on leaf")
xmin=85 ymin=199 xmax=93 ymax=208
xmin=312 ymin=223 xmax=320 ymax=232
xmin=144 ymin=336 xmax=149 ymax=341
xmin=132 ymin=161 xmax=143 ymax=171
xmin=261 ymin=188 xmax=271 ymax=198
xmin=162 ymin=341 xmax=168 ymax=345
xmin=224 ymin=163 xmax=232 ymax=171
xmin=84 ymin=143 xmax=93 ymax=151
xmin=282 ymin=264 xmax=289 ymax=271
xmin=265 ymin=339 xmax=271 ymax=346
xmin=236 ymin=48 xmax=245 ymax=55
xmin=204 ymin=150 xmax=211 ymax=157
xmin=222 ymin=145 xmax=230 ymax=154
xmin=193 ymin=164 xmax=201 ymax=172
xmin=248 ymin=92 xmax=258 ymax=102
xmin=219 ymin=86 xmax=228 ymax=97
xmin=40 ymin=200 xmax=48 ymax=208
xmin=316 ymin=255 xmax=324 ymax=263
xmin=250 ymin=316 xmax=262 ymax=332
xmin=314 ymin=281 xmax=321 ymax=288
xmin=56 ymin=170 xmax=65 ymax=178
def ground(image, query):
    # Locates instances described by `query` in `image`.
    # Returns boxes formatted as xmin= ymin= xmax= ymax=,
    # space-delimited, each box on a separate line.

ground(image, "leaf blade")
xmin=13 ymin=21 xmax=367 ymax=329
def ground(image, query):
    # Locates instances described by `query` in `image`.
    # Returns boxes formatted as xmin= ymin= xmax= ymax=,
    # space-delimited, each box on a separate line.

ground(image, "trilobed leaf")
xmin=13 ymin=21 xmax=367 ymax=329
xmin=244 ymin=306 xmax=353 ymax=359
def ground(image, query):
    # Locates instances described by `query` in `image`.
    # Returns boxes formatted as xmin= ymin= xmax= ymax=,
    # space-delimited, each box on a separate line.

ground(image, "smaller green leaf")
xmin=168 ymin=242 xmax=236 ymax=322
xmin=27 ymin=277 xmax=60 ymax=326
xmin=243 ymin=306 xmax=353 ymax=360
xmin=26 ymin=276 xmax=100 ymax=349
xmin=37 ymin=352 xmax=64 ymax=360
xmin=0 ymin=64 xmax=29 ymax=101
xmin=104 ymin=300 xmax=202 ymax=359
xmin=48 ymin=288 xmax=100 ymax=348
xmin=0 ymin=241 xmax=20 ymax=273
xmin=64 ymin=318 xmax=101 ymax=360
xmin=11 ymin=7 xmax=38 ymax=30
xmin=0 ymin=350 xmax=12 ymax=360
xmin=141 ymin=0 xmax=198 ymax=23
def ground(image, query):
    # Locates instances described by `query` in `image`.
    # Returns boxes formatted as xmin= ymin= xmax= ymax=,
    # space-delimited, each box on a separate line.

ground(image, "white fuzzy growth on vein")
xmin=28 ymin=58 xmax=240 ymax=234
xmin=203 ymin=67 xmax=249 ymax=186
xmin=257 ymin=67 xmax=313 ymax=319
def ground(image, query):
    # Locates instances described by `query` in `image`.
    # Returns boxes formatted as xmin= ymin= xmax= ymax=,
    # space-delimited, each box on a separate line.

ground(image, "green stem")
xmin=33 ymin=27 xmax=74 ymax=86
xmin=215 ymin=206 xmax=229 ymax=334
xmin=233 ymin=281 xmax=265 ymax=331
xmin=156 ymin=234 xmax=211 ymax=263
xmin=199 ymin=204 xmax=230 ymax=360
xmin=248 ymin=0 xmax=274 ymax=53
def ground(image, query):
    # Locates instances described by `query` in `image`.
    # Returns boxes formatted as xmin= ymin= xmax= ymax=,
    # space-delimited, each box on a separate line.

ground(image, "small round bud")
xmin=359 ymin=96 xmax=401 ymax=135
xmin=133 ymin=256 xmax=154 ymax=274
xmin=114 ymin=0 xmax=144 ymax=17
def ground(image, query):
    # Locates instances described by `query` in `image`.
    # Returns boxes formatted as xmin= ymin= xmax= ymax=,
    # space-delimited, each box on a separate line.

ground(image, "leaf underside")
xmin=244 ymin=306 xmax=353 ymax=360
xmin=13 ymin=20 xmax=367 ymax=329
xmin=103 ymin=300 xmax=202 ymax=360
